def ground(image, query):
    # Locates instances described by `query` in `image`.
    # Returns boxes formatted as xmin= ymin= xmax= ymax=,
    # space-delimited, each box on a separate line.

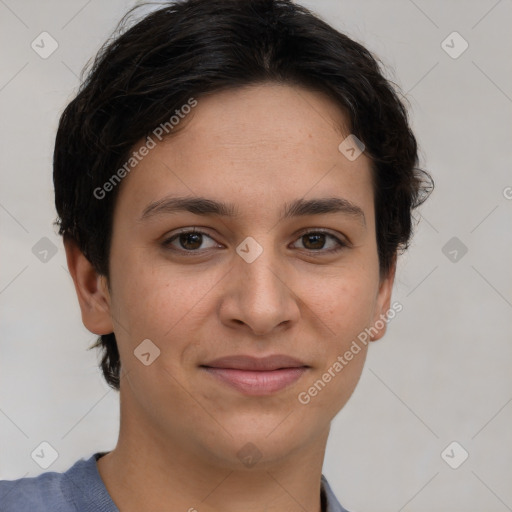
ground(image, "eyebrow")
xmin=139 ymin=195 xmax=366 ymax=226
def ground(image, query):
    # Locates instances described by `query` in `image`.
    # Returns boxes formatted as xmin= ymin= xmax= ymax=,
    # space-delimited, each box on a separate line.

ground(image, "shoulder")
xmin=0 ymin=469 xmax=71 ymax=512
xmin=0 ymin=453 xmax=102 ymax=512
xmin=321 ymin=474 xmax=352 ymax=512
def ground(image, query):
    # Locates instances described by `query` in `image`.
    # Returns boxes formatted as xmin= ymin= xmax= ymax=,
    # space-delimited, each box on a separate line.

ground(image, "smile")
xmin=200 ymin=367 xmax=309 ymax=396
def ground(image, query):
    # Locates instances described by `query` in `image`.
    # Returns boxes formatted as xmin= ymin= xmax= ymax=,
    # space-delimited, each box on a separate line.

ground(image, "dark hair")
xmin=54 ymin=0 xmax=433 ymax=390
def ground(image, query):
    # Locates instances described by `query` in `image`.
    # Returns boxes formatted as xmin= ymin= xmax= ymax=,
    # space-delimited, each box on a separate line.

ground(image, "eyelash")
xmin=162 ymin=228 xmax=348 ymax=255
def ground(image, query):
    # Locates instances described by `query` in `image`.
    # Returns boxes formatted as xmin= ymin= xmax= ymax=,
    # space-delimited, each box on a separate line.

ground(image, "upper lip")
xmin=201 ymin=355 xmax=309 ymax=371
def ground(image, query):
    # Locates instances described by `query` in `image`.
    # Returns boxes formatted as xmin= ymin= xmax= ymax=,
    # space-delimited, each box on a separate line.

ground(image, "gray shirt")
xmin=0 ymin=452 xmax=350 ymax=512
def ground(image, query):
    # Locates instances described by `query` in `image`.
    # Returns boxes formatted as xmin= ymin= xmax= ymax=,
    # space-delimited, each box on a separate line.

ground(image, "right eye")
xmin=162 ymin=228 xmax=223 ymax=253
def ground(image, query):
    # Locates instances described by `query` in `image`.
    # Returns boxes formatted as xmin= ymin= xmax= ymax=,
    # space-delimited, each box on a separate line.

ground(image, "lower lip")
xmin=201 ymin=367 xmax=308 ymax=395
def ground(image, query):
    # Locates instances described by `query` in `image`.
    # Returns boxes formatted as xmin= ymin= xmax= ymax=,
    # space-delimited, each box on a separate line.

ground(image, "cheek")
xmin=296 ymin=340 xmax=368 ymax=422
xmin=109 ymin=264 xmax=203 ymax=406
xmin=296 ymin=279 xmax=372 ymax=414
xmin=300 ymin=269 xmax=378 ymax=339
xmin=293 ymin=271 xmax=375 ymax=411
xmin=109 ymin=258 xmax=222 ymax=351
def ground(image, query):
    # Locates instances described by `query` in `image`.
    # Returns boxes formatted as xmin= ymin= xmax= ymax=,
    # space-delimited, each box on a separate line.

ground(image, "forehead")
xmin=169 ymin=83 xmax=351 ymax=165
xmin=114 ymin=83 xmax=374 ymax=222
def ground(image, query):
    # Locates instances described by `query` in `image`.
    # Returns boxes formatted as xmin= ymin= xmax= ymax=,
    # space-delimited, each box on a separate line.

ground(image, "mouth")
xmin=199 ymin=354 xmax=310 ymax=396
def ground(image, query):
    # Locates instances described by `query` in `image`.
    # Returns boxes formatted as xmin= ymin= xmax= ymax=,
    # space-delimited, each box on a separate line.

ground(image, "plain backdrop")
xmin=1 ymin=1 xmax=511 ymax=511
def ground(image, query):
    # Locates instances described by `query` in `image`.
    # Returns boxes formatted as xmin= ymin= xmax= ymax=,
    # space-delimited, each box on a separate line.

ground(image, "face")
xmin=79 ymin=83 xmax=395 ymax=469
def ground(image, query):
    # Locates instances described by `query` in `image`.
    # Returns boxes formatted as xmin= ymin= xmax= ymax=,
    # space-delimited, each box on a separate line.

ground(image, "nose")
xmin=219 ymin=246 xmax=300 ymax=336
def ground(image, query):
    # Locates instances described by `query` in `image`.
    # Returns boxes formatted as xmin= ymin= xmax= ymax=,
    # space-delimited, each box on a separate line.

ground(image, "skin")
xmin=65 ymin=83 xmax=396 ymax=512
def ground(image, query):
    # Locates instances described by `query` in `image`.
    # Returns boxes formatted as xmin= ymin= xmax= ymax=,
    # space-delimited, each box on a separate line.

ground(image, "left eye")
xmin=290 ymin=231 xmax=345 ymax=252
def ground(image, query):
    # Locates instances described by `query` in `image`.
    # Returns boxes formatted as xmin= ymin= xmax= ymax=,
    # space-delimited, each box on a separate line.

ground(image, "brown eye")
xmin=178 ymin=232 xmax=203 ymax=250
xmin=291 ymin=230 xmax=346 ymax=253
xmin=163 ymin=230 xmax=220 ymax=252
xmin=302 ymin=233 xmax=326 ymax=250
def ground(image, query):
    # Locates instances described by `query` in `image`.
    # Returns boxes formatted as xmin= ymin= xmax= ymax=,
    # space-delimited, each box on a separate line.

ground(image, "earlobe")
xmin=64 ymin=237 xmax=114 ymax=335
xmin=369 ymin=256 xmax=397 ymax=342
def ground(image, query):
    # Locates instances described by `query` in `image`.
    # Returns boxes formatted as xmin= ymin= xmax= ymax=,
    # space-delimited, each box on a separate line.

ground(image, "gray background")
xmin=1 ymin=1 xmax=511 ymax=511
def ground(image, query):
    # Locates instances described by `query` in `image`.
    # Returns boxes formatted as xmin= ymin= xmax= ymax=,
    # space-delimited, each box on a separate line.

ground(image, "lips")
xmin=200 ymin=355 xmax=310 ymax=395
xmin=201 ymin=354 xmax=309 ymax=371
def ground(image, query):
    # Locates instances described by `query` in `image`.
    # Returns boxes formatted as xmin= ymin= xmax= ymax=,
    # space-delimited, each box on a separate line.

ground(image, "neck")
xmin=97 ymin=391 xmax=330 ymax=512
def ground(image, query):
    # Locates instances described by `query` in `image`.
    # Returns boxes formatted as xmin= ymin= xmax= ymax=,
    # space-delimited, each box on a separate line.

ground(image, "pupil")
xmin=304 ymin=233 xmax=325 ymax=249
xmin=181 ymin=233 xmax=202 ymax=250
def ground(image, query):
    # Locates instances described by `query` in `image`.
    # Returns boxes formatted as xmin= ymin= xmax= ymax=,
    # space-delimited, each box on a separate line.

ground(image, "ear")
xmin=369 ymin=255 xmax=397 ymax=342
xmin=64 ymin=237 xmax=114 ymax=335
